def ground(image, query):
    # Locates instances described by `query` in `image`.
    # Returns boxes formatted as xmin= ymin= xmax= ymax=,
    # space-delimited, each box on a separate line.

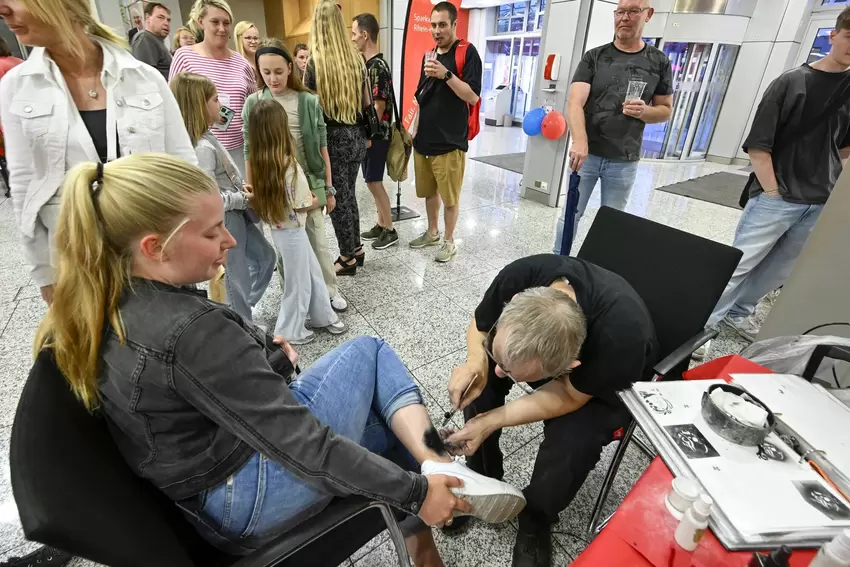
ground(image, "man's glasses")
xmin=614 ymin=7 xmax=650 ymax=19
xmin=484 ymin=324 xmax=572 ymax=394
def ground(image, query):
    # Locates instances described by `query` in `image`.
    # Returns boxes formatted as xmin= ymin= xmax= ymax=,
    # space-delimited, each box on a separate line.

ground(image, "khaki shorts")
xmin=414 ymin=149 xmax=466 ymax=208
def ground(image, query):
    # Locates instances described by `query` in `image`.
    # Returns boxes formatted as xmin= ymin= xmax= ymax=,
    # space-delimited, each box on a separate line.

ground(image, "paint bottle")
xmin=809 ymin=529 xmax=850 ymax=567
xmin=674 ymin=493 xmax=713 ymax=552
xmin=748 ymin=546 xmax=792 ymax=567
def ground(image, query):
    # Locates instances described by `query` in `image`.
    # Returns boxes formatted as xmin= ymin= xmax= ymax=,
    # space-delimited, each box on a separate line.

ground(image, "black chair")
xmin=11 ymin=349 xmax=412 ymax=567
xmin=575 ymin=207 xmax=743 ymax=536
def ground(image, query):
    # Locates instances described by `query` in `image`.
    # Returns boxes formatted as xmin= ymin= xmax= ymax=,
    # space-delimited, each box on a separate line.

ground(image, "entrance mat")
xmin=470 ymin=152 xmax=525 ymax=174
xmin=655 ymin=171 xmax=749 ymax=209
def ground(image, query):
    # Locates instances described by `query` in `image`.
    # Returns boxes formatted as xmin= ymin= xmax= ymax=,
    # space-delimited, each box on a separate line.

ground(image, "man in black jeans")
xmin=444 ymin=254 xmax=658 ymax=567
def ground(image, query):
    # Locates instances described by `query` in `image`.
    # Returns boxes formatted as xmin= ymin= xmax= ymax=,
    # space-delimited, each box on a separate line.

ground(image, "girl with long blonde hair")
xmin=247 ymin=99 xmax=345 ymax=344
xmin=171 ymin=72 xmax=275 ymax=324
xmin=0 ymin=0 xmax=196 ymax=307
xmin=233 ymin=20 xmax=260 ymax=78
xmin=305 ymin=0 xmax=371 ymax=275
xmin=243 ymin=38 xmax=347 ymax=313
xmin=36 ymin=152 xmax=490 ymax=559
xmin=170 ymin=0 xmax=256 ymax=175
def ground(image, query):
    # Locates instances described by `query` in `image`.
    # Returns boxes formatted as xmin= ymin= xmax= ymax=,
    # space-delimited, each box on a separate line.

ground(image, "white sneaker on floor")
xmin=723 ymin=314 xmax=759 ymax=342
xmin=421 ymin=460 xmax=526 ymax=524
xmin=692 ymin=339 xmax=711 ymax=361
xmin=289 ymin=330 xmax=316 ymax=345
xmin=331 ymin=294 xmax=348 ymax=312
xmin=325 ymin=319 xmax=347 ymax=335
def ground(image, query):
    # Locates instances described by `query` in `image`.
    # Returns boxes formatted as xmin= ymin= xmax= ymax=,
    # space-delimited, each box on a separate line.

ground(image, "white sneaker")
xmin=723 ymin=314 xmax=759 ymax=342
xmin=289 ymin=330 xmax=316 ymax=345
xmin=421 ymin=459 xmax=526 ymax=524
xmin=331 ymin=294 xmax=348 ymax=312
xmin=325 ymin=319 xmax=347 ymax=335
xmin=692 ymin=339 xmax=711 ymax=361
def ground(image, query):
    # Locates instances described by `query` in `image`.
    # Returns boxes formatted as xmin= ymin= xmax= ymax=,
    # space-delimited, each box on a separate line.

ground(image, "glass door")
xmin=797 ymin=17 xmax=840 ymax=65
xmin=513 ymin=37 xmax=541 ymax=120
xmin=482 ymin=39 xmax=513 ymax=95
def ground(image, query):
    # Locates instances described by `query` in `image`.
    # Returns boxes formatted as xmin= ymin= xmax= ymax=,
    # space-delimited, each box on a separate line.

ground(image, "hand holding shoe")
xmin=419 ymin=474 xmax=472 ymax=526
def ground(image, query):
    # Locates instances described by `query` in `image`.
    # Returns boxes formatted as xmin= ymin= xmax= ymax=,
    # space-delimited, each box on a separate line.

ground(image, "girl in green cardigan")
xmin=243 ymin=40 xmax=347 ymax=313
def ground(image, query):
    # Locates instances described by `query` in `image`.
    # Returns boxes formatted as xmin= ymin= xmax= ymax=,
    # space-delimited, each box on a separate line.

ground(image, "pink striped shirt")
xmin=169 ymin=46 xmax=256 ymax=150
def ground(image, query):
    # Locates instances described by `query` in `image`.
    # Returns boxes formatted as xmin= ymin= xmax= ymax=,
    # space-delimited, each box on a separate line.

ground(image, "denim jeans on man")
xmin=191 ymin=337 xmax=423 ymax=554
xmin=552 ymin=154 xmax=639 ymax=254
xmin=706 ymin=193 xmax=823 ymax=328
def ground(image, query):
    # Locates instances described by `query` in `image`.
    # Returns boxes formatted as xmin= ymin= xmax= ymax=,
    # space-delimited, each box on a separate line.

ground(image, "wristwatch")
xmin=444 ymin=70 xmax=454 ymax=81
xmin=326 ymin=185 xmax=336 ymax=196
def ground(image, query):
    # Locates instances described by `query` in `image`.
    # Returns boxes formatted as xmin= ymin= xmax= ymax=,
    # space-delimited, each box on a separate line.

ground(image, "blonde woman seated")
xmin=37 ymin=153 xmax=526 ymax=564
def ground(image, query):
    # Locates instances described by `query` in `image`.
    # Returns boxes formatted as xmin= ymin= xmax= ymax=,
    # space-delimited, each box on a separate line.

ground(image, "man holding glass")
xmin=442 ymin=254 xmax=658 ymax=567
xmin=553 ymin=0 xmax=673 ymax=254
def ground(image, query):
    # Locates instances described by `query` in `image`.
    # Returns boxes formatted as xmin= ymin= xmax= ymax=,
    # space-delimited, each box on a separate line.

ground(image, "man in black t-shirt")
xmin=443 ymin=254 xmax=658 ymax=567
xmin=409 ymin=1 xmax=482 ymax=263
xmin=696 ymin=8 xmax=850 ymax=359
xmin=553 ymin=0 xmax=673 ymax=254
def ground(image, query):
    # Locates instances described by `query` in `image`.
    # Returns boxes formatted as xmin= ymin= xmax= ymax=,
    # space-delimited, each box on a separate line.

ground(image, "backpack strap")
xmin=455 ymin=39 xmax=468 ymax=79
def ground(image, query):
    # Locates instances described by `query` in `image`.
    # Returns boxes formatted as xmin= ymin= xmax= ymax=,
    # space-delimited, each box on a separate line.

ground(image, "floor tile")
xmin=336 ymin=256 xmax=436 ymax=313
xmin=435 ymin=269 xmax=500 ymax=314
xmin=361 ymin=290 xmax=470 ymax=370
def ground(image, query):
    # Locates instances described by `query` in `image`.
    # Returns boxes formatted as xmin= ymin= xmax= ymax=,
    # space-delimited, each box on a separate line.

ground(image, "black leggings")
xmin=327 ymin=126 xmax=367 ymax=258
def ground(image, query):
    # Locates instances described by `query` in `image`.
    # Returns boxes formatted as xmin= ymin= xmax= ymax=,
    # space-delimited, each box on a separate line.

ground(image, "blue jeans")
xmin=707 ymin=193 xmax=823 ymax=328
xmin=191 ymin=337 xmax=422 ymax=554
xmin=223 ymin=210 xmax=276 ymax=324
xmin=553 ymin=154 xmax=639 ymax=254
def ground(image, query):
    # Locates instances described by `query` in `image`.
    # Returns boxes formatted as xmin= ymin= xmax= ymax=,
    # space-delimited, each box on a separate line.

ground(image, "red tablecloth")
xmin=571 ymin=355 xmax=818 ymax=567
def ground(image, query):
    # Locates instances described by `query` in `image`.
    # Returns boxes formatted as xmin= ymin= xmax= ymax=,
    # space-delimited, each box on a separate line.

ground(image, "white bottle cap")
xmin=830 ymin=528 xmax=850 ymax=562
xmin=691 ymin=494 xmax=713 ymax=522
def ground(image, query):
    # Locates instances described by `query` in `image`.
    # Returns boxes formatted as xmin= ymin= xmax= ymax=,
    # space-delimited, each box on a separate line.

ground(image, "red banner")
xmin=399 ymin=0 xmax=469 ymax=130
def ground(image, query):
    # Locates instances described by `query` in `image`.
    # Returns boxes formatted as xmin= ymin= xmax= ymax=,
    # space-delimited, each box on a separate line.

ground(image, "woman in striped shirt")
xmin=170 ymin=0 xmax=255 ymax=176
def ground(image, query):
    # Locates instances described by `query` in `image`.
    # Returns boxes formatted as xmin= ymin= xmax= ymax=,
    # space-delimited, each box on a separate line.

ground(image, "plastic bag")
xmin=740 ymin=335 xmax=850 ymax=387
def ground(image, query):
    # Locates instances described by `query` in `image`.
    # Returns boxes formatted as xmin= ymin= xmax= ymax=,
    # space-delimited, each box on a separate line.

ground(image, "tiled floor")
xmin=0 ymin=125 xmax=760 ymax=566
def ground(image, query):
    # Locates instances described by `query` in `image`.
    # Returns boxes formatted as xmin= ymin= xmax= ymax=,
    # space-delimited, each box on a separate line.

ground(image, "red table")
xmin=571 ymin=355 xmax=818 ymax=567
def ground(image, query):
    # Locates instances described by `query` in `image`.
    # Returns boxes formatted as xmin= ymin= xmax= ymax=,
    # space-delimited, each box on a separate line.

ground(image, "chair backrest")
xmin=10 ymin=349 xmax=226 ymax=567
xmin=577 ymin=207 xmax=743 ymax=374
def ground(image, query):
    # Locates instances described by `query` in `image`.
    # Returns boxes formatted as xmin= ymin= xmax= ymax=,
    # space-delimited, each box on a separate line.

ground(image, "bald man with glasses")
xmin=553 ymin=0 xmax=673 ymax=255
xmin=443 ymin=254 xmax=658 ymax=567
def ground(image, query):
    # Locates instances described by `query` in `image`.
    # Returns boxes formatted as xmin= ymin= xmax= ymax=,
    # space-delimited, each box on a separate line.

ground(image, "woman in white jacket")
xmin=0 ymin=0 xmax=197 ymax=305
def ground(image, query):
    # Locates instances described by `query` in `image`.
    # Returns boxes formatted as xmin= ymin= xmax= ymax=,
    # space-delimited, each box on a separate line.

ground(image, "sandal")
xmin=335 ymin=256 xmax=357 ymax=276
xmin=353 ymin=245 xmax=365 ymax=267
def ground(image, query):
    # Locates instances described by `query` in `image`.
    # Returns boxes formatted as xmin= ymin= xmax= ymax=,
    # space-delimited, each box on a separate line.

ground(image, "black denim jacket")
xmin=98 ymin=279 xmax=427 ymax=515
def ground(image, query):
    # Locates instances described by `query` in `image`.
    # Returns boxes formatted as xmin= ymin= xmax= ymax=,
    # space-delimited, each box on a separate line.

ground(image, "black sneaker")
xmin=360 ymin=224 xmax=383 ymax=240
xmin=0 ymin=546 xmax=73 ymax=567
xmin=372 ymin=228 xmax=399 ymax=250
xmin=512 ymin=529 xmax=551 ymax=567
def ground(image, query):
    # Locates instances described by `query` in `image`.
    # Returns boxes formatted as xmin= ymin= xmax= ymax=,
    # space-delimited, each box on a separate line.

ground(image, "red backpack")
xmin=455 ymin=40 xmax=480 ymax=140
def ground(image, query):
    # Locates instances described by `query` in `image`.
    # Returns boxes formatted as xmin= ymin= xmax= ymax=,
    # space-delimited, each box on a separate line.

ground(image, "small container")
xmin=809 ymin=529 xmax=850 ymax=567
xmin=674 ymin=494 xmax=713 ymax=552
xmin=749 ymin=546 xmax=792 ymax=567
xmin=666 ymin=477 xmax=700 ymax=520
xmin=701 ymin=383 xmax=775 ymax=446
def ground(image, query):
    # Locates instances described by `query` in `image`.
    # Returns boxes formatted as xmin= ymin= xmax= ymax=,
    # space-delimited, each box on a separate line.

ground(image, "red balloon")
xmin=541 ymin=111 xmax=567 ymax=140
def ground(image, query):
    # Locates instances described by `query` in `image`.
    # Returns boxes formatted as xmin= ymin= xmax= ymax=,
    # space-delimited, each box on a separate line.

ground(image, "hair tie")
xmin=255 ymin=46 xmax=292 ymax=67
xmin=92 ymin=162 xmax=104 ymax=193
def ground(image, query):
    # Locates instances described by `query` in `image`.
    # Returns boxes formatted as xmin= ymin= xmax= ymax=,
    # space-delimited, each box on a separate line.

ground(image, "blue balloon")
xmin=522 ymin=107 xmax=546 ymax=136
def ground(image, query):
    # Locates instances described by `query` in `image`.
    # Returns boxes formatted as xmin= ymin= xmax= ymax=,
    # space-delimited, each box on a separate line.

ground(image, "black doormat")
xmin=655 ymin=171 xmax=748 ymax=209
xmin=470 ymin=152 xmax=525 ymax=174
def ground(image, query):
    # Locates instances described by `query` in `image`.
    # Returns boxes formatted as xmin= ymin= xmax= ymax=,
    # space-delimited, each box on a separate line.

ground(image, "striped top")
xmin=170 ymin=46 xmax=256 ymax=150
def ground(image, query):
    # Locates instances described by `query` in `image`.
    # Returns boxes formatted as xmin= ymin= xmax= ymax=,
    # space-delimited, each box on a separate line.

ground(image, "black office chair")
xmin=575 ymin=207 xmax=743 ymax=536
xmin=10 ymin=349 xmax=412 ymax=567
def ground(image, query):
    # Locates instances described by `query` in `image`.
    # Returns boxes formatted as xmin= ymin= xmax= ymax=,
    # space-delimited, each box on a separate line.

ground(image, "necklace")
xmin=87 ymin=75 xmax=98 ymax=99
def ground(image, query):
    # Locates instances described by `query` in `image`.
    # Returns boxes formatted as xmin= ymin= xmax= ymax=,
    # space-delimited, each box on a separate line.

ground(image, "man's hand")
xmin=326 ymin=194 xmax=336 ymax=214
xmin=623 ymin=99 xmax=647 ymax=119
xmin=445 ymin=413 xmax=497 ymax=456
xmin=448 ymin=361 xmax=487 ymax=410
xmin=424 ymin=59 xmax=448 ymax=80
xmin=569 ymin=140 xmax=588 ymax=173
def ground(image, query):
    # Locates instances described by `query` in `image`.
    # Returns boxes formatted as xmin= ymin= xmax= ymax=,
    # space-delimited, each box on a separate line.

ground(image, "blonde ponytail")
xmin=35 ymin=154 xmax=218 ymax=410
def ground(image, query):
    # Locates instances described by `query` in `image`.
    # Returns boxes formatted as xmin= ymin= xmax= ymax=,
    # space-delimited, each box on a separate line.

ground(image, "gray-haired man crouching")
xmin=443 ymin=254 xmax=659 ymax=567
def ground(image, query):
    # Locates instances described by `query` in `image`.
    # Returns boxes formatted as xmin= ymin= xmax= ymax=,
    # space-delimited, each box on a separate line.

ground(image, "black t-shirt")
xmin=414 ymin=40 xmax=482 ymax=156
xmin=474 ymin=254 xmax=659 ymax=404
xmin=572 ymin=43 xmax=673 ymax=161
xmin=743 ymin=64 xmax=850 ymax=204
xmin=79 ymin=109 xmax=109 ymax=163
